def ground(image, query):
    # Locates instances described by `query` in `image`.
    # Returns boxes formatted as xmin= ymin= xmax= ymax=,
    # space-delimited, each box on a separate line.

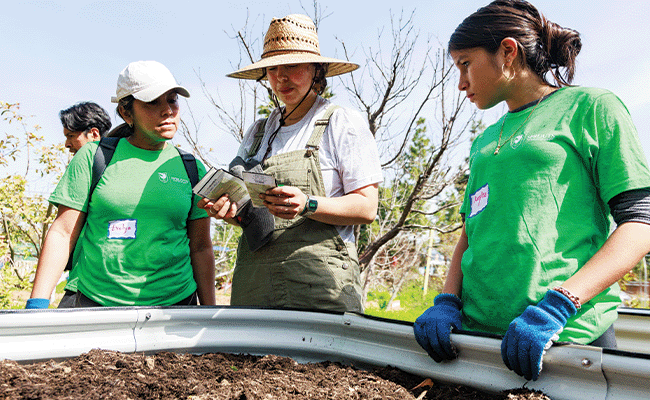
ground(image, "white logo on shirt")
xmin=108 ymin=219 xmax=137 ymax=239
xmin=158 ymin=172 xmax=188 ymax=184
xmin=511 ymin=134 xmax=525 ymax=148
xmin=171 ymin=176 xmax=189 ymax=184
xmin=469 ymin=184 xmax=489 ymax=218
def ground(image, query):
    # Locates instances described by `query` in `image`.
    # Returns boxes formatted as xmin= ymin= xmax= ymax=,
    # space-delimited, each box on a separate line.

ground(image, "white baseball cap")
xmin=111 ymin=60 xmax=190 ymax=103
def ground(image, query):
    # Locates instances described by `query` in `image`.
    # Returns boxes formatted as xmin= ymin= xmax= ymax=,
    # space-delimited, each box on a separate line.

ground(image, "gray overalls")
xmin=231 ymin=106 xmax=364 ymax=312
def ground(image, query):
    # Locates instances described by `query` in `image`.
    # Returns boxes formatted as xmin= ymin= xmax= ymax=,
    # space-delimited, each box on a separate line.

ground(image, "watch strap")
xmin=300 ymin=195 xmax=317 ymax=216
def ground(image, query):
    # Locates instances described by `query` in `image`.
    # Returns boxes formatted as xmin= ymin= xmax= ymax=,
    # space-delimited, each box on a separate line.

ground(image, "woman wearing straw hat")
xmin=200 ymin=14 xmax=382 ymax=312
xmin=28 ymin=60 xmax=216 ymax=308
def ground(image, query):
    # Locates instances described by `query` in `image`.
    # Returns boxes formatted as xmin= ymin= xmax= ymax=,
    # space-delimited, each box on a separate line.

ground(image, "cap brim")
xmin=112 ymin=85 xmax=190 ymax=103
xmin=227 ymin=53 xmax=359 ymax=80
xmin=133 ymin=85 xmax=190 ymax=102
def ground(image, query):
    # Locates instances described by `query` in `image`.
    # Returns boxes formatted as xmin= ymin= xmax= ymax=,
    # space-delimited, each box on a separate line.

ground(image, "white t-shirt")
xmin=237 ymin=96 xmax=383 ymax=242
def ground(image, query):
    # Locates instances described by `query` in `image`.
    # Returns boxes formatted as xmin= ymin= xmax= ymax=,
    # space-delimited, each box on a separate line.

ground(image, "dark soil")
xmin=0 ymin=349 xmax=550 ymax=400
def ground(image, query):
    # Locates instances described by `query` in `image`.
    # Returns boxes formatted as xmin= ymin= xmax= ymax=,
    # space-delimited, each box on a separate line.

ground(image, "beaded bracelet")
xmin=552 ymin=286 xmax=581 ymax=310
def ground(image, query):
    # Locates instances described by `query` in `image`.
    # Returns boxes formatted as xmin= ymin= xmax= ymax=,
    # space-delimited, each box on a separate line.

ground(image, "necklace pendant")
xmin=494 ymin=146 xmax=500 ymax=155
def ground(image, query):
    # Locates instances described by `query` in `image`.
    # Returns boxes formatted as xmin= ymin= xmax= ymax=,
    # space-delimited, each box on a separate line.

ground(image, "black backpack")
xmin=64 ymin=137 xmax=199 ymax=270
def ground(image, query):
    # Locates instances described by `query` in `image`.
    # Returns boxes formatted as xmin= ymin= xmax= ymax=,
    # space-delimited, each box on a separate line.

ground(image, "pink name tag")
xmin=107 ymin=219 xmax=137 ymax=239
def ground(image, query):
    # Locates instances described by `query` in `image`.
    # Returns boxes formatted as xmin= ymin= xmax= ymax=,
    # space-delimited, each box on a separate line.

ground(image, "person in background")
xmin=60 ymin=102 xmax=112 ymax=154
xmin=413 ymin=0 xmax=650 ymax=381
xmin=200 ymin=14 xmax=382 ymax=313
xmin=57 ymin=101 xmax=112 ymax=308
xmin=27 ymin=60 xmax=216 ymax=308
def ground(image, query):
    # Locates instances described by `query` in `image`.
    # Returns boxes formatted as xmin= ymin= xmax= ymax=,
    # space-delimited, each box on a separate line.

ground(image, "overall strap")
xmin=246 ymin=119 xmax=268 ymax=159
xmin=175 ymin=146 xmax=200 ymax=221
xmin=305 ymin=105 xmax=341 ymax=152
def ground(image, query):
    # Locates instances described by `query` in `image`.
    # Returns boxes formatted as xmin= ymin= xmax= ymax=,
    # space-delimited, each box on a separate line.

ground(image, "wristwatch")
xmin=300 ymin=195 xmax=318 ymax=217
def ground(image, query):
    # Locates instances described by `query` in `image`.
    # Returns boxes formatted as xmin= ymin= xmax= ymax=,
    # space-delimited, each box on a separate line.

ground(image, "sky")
xmin=3 ymin=0 xmax=650 ymax=195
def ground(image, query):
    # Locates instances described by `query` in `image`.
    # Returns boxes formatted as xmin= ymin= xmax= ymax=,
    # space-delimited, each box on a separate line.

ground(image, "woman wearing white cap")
xmin=200 ymin=14 xmax=383 ymax=312
xmin=28 ymin=61 xmax=216 ymax=308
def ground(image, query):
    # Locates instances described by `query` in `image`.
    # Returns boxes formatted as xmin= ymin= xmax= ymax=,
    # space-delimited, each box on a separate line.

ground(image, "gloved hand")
xmin=501 ymin=289 xmax=577 ymax=381
xmin=25 ymin=298 xmax=50 ymax=309
xmin=413 ymin=293 xmax=462 ymax=362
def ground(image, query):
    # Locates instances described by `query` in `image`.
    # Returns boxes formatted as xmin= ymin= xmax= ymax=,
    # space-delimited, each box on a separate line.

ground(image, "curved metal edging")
xmin=0 ymin=308 xmax=139 ymax=362
xmin=1 ymin=307 xmax=650 ymax=400
xmin=614 ymin=307 xmax=650 ymax=355
xmin=602 ymin=349 xmax=650 ymax=400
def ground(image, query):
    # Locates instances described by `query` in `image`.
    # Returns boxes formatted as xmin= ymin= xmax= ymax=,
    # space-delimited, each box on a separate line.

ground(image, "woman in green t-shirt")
xmin=27 ymin=61 xmax=216 ymax=308
xmin=413 ymin=0 xmax=650 ymax=381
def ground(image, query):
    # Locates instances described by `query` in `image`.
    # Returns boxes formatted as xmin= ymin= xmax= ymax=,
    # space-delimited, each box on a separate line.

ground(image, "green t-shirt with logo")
xmin=460 ymin=87 xmax=650 ymax=343
xmin=50 ymin=139 xmax=208 ymax=306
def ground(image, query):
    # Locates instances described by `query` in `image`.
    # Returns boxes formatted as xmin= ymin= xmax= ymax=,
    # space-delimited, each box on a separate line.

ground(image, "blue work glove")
xmin=501 ymin=289 xmax=577 ymax=381
xmin=25 ymin=298 xmax=50 ymax=309
xmin=413 ymin=293 xmax=462 ymax=362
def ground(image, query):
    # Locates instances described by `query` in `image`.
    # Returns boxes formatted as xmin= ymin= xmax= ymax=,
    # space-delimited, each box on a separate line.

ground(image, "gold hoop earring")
xmin=502 ymin=63 xmax=516 ymax=81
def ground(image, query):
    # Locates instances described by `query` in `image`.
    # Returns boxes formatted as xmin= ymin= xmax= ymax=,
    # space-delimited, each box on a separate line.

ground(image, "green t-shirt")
xmin=459 ymin=87 xmax=650 ymax=343
xmin=50 ymin=139 xmax=208 ymax=306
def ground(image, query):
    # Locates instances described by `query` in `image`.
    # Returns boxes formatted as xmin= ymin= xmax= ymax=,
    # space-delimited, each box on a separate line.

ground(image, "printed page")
xmin=193 ymin=168 xmax=251 ymax=210
xmin=242 ymin=171 xmax=277 ymax=207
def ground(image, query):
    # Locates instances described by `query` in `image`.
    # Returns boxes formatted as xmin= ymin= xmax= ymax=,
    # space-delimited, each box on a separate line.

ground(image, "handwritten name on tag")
xmin=108 ymin=219 xmax=137 ymax=239
xmin=469 ymin=184 xmax=489 ymax=218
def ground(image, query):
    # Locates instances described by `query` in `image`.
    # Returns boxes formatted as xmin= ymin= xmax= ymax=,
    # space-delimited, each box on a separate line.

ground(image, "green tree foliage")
xmin=212 ymin=220 xmax=240 ymax=286
xmin=1 ymin=102 xmax=66 ymax=267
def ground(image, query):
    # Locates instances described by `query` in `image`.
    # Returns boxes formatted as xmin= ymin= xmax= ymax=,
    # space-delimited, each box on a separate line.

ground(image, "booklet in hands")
xmin=241 ymin=171 xmax=277 ymax=207
xmin=192 ymin=168 xmax=276 ymax=210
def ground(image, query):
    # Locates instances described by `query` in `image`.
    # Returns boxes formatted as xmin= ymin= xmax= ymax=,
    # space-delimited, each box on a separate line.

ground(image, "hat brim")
xmin=227 ymin=53 xmax=359 ymax=80
xmin=111 ymin=85 xmax=190 ymax=103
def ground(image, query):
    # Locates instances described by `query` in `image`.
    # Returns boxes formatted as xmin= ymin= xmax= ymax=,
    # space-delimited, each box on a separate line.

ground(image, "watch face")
xmin=307 ymin=198 xmax=318 ymax=211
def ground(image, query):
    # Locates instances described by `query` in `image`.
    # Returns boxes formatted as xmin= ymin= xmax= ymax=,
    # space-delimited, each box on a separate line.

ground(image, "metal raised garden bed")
xmin=1 ymin=307 xmax=649 ymax=400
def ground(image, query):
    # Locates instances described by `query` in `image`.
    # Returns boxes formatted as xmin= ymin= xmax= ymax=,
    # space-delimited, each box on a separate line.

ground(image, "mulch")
xmin=0 ymin=349 xmax=551 ymax=400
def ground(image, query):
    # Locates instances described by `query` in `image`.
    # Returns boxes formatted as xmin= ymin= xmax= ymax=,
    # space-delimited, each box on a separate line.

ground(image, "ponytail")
xmin=539 ymin=17 xmax=581 ymax=86
xmin=449 ymin=0 xmax=581 ymax=87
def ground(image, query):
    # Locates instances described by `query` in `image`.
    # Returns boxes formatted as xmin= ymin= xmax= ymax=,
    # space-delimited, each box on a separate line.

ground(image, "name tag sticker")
xmin=469 ymin=184 xmax=489 ymax=218
xmin=108 ymin=219 xmax=137 ymax=239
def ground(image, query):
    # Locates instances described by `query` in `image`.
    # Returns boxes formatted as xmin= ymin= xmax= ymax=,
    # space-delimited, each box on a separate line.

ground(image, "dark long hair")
xmin=312 ymin=63 xmax=328 ymax=95
xmin=448 ymin=0 xmax=581 ymax=87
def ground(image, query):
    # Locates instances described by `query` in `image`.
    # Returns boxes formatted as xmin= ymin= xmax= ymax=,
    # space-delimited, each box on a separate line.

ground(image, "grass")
xmin=1 ymin=262 xmax=35 ymax=309
xmin=364 ymin=279 xmax=440 ymax=322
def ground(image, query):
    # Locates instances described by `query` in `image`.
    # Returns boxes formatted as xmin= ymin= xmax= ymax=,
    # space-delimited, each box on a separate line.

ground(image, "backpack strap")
xmin=175 ymin=146 xmax=199 ymax=220
xmin=89 ymin=137 xmax=120 ymax=199
xmin=65 ymin=137 xmax=120 ymax=271
xmin=246 ymin=118 xmax=268 ymax=159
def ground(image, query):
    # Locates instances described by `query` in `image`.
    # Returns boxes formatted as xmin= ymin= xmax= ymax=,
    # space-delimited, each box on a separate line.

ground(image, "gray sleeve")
xmin=608 ymin=189 xmax=650 ymax=226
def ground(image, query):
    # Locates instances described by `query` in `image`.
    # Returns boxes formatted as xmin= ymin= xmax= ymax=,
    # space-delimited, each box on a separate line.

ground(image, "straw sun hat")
xmin=227 ymin=14 xmax=359 ymax=80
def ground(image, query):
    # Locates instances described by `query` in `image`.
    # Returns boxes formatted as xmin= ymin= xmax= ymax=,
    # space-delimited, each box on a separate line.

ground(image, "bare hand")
xmin=198 ymin=195 xmax=238 ymax=220
xmin=261 ymin=186 xmax=307 ymax=220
